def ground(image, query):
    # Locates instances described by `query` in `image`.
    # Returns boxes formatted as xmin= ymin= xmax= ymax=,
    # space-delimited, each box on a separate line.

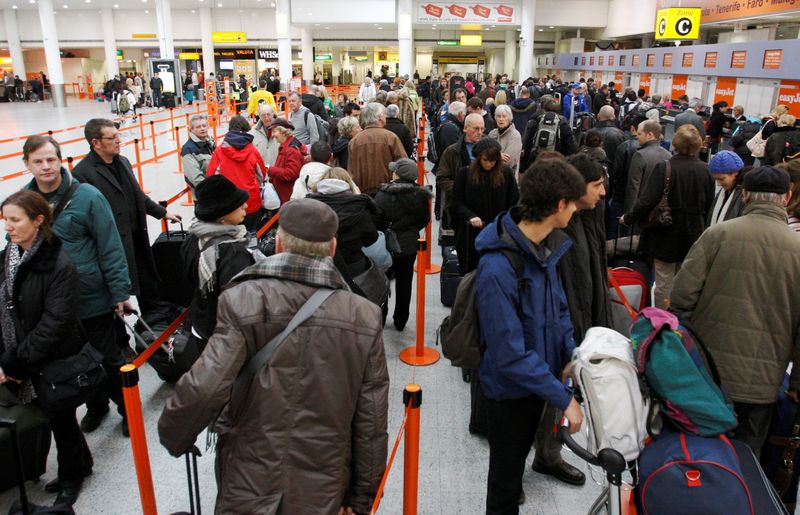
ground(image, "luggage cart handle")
xmin=560 ymin=418 xmax=627 ymax=482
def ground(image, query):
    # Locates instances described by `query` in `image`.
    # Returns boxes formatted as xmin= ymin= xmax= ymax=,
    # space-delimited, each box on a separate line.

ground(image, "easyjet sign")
xmin=778 ymin=81 xmax=800 ymax=117
xmin=713 ymin=76 xmax=737 ymax=106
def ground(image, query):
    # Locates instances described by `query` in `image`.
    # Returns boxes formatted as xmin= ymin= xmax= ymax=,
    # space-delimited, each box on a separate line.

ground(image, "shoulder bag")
xmin=641 ymin=161 xmax=673 ymax=229
xmin=384 ymin=196 xmax=403 ymax=256
xmin=746 ymin=125 xmax=768 ymax=159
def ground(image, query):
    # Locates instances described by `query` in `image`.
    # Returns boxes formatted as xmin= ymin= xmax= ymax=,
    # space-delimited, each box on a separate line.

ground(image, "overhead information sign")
xmin=655 ymin=7 xmax=701 ymax=40
xmin=132 ymin=33 xmax=156 ymax=39
xmin=460 ymin=34 xmax=482 ymax=46
xmin=659 ymin=0 xmax=800 ymax=24
xmin=417 ymin=2 xmax=519 ymax=24
xmin=212 ymin=32 xmax=247 ymax=43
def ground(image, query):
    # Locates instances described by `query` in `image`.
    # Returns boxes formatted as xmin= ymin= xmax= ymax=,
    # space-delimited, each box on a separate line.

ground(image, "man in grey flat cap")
xmin=159 ymin=198 xmax=389 ymax=514
xmin=671 ymin=166 xmax=800 ymax=456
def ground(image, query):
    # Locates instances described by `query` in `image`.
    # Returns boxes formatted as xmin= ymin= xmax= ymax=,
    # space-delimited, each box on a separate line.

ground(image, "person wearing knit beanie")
xmin=708 ymin=150 xmax=746 ymax=227
xmin=194 ymin=174 xmax=250 ymax=223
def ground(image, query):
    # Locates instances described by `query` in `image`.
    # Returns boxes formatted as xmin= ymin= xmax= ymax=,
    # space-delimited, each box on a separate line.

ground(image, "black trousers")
xmin=83 ymin=312 xmax=126 ymax=417
xmin=49 ymin=406 xmax=92 ymax=487
xmin=390 ymin=253 xmax=416 ymax=326
xmin=486 ymin=394 xmax=546 ymax=515
xmin=134 ymin=247 xmax=163 ymax=316
xmin=731 ymin=401 xmax=775 ymax=458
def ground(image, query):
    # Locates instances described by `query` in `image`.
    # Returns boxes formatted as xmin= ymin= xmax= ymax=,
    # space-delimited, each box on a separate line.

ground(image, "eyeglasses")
xmin=99 ymin=135 xmax=121 ymax=141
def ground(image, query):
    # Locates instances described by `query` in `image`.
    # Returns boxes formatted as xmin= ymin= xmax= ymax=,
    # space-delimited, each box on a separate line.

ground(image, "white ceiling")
xmin=0 ymin=0 xmax=278 ymax=8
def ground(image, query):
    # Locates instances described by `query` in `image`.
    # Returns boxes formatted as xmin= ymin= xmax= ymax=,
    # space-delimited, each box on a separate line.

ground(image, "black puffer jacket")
xmin=301 ymin=93 xmax=329 ymax=121
xmin=331 ymin=136 xmax=351 ymax=170
xmin=307 ymin=191 xmax=379 ymax=275
xmin=374 ymin=180 xmax=432 ymax=257
xmin=0 ymin=237 xmax=84 ymax=379
xmin=181 ymin=233 xmax=254 ymax=340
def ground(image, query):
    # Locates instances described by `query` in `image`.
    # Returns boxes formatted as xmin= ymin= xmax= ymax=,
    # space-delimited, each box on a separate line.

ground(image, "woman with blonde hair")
xmin=494 ymin=89 xmax=507 ymax=107
xmin=764 ymin=113 xmax=799 ymax=166
xmin=396 ymin=88 xmax=417 ymax=137
xmin=762 ymin=104 xmax=790 ymax=140
xmin=315 ymin=85 xmax=334 ymax=116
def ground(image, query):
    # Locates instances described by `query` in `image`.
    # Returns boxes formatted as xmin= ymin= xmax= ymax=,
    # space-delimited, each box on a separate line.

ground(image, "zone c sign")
xmin=655 ymin=8 xmax=701 ymax=41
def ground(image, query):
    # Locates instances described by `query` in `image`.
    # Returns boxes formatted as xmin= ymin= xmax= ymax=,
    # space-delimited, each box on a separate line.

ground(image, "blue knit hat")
xmin=709 ymin=150 xmax=744 ymax=174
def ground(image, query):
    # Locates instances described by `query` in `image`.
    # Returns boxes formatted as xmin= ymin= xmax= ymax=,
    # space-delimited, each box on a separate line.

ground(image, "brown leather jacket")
xmin=158 ymin=253 xmax=389 ymax=514
xmin=347 ymin=124 xmax=407 ymax=195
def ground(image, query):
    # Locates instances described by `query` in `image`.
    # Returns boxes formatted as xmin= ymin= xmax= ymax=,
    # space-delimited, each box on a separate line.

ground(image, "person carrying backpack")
xmin=476 ymin=158 xmax=586 ymax=513
xmin=520 ymin=99 xmax=577 ymax=172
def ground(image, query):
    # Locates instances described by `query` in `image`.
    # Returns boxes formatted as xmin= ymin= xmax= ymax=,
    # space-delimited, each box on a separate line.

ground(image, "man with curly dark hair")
xmin=474 ymin=158 xmax=587 ymax=513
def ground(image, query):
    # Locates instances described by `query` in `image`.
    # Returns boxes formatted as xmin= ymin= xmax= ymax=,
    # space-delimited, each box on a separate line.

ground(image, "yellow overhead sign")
xmin=132 ymin=33 xmax=157 ymax=39
xmin=212 ymin=32 xmax=247 ymax=43
xmin=655 ymin=8 xmax=701 ymax=40
xmin=460 ymin=34 xmax=482 ymax=46
xmin=179 ymin=52 xmax=201 ymax=60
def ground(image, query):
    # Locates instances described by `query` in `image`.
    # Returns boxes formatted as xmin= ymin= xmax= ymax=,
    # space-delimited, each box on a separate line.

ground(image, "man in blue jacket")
xmin=563 ymin=83 xmax=590 ymax=123
xmin=475 ymin=158 xmax=586 ymax=514
xmin=22 ymin=135 xmax=134 ymax=444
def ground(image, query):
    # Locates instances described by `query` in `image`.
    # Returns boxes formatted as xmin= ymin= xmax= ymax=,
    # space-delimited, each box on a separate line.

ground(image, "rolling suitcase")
xmin=151 ymin=219 xmax=193 ymax=308
xmin=440 ymin=245 xmax=461 ymax=307
xmin=170 ymin=446 xmax=203 ymax=515
xmin=121 ymin=311 xmax=200 ymax=383
xmin=760 ymin=375 xmax=800 ymax=513
xmin=0 ymin=387 xmax=51 ymax=494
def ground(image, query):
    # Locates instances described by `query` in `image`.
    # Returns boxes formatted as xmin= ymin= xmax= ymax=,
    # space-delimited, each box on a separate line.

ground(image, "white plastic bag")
xmin=261 ymin=181 xmax=281 ymax=210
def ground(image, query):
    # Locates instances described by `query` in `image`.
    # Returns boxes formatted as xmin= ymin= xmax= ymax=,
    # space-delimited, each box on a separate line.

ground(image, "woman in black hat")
xmin=451 ymin=138 xmax=519 ymax=274
xmin=181 ymin=175 xmax=256 ymax=352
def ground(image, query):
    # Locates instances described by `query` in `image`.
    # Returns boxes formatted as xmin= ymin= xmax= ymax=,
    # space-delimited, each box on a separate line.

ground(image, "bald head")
xmin=598 ymin=105 xmax=615 ymax=122
xmin=464 ymin=113 xmax=485 ymax=143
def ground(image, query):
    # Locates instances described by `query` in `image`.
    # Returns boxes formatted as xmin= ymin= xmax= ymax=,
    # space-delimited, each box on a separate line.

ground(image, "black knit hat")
xmin=194 ymin=175 xmax=250 ymax=222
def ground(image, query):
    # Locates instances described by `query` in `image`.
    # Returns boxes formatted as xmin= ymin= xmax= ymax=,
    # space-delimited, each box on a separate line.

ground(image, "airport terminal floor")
xmin=0 ymin=100 xmax=607 ymax=514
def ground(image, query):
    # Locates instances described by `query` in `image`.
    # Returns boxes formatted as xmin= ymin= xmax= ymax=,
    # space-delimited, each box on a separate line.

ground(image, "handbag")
xmin=363 ymin=232 xmax=393 ymax=272
xmin=641 ymin=161 xmax=673 ymax=229
xmin=33 ymin=343 xmax=107 ymax=411
xmin=353 ymin=257 xmax=390 ymax=307
xmin=261 ymin=181 xmax=281 ymax=210
xmin=746 ymin=127 xmax=768 ymax=158
xmin=384 ymin=196 xmax=403 ymax=256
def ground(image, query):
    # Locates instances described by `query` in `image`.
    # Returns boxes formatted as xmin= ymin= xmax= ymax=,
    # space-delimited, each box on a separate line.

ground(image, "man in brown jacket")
xmin=347 ymin=102 xmax=407 ymax=195
xmin=670 ymin=166 xmax=800 ymax=455
xmin=158 ymin=199 xmax=389 ymax=514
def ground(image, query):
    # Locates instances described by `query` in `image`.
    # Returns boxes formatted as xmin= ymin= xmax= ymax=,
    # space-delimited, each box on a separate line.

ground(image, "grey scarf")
xmin=189 ymin=221 xmax=249 ymax=296
xmin=0 ymin=236 xmax=44 ymax=403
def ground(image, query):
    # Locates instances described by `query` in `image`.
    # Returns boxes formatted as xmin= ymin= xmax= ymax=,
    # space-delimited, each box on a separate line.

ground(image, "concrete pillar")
xmin=3 ymin=9 xmax=26 ymax=81
xmin=100 ymin=9 xmax=119 ymax=81
xmin=343 ymin=50 xmax=351 ymax=72
xmin=36 ymin=0 xmax=66 ymax=107
xmin=332 ymin=50 xmax=341 ymax=85
xmin=518 ymin=1 xmax=535 ymax=82
xmin=504 ymin=29 xmax=516 ymax=79
xmin=155 ymin=0 xmax=174 ymax=59
xmin=397 ymin=0 xmax=413 ymax=78
xmin=301 ymin=28 xmax=313 ymax=86
xmin=554 ymin=30 xmax=562 ymax=53
xmin=275 ymin=0 xmax=292 ymax=90
xmin=199 ymin=8 xmax=215 ymax=76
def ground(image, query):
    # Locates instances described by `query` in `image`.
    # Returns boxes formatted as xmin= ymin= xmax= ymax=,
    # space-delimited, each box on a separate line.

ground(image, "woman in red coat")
xmin=267 ymin=118 xmax=305 ymax=205
xmin=206 ymin=115 xmax=267 ymax=231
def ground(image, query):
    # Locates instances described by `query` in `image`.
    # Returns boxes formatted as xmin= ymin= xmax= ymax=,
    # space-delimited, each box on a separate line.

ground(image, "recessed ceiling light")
xmin=144 ymin=9 xmax=149 ymax=13
xmin=85 ymin=0 xmax=91 ymax=3
xmin=549 ymin=26 xmax=555 ymax=29
xmin=377 ymin=26 xmax=382 ymax=30
xmin=113 ymin=3 xmax=118 ymax=6
xmin=191 ymin=9 xmax=195 ymax=12
xmin=12 ymin=4 xmax=18 ymax=7
xmin=270 ymin=1 xmax=275 ymax=5
xmin=217 ymin=2 xmax=222 ymax=5
xmin=62 ymin=4 xmax=68 ymax=8
xmin=374 ymin=23 xmax=379 ymax=26
xmin=538 ymin=28 xmax=543 ymax=31
xmin=315 ymin=23 xmax=319 ymax=26
xmin=485 ymin=28 xmax=490 ymax=31
xmin=324 ymin=26 xmax=329 ymax=29
xmin=29 ymin=0 xmax=35 ymax=4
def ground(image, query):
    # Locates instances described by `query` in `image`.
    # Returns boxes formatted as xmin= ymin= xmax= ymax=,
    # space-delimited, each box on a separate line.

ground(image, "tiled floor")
xmin=0 ymin=99 xmax=608 ymax=514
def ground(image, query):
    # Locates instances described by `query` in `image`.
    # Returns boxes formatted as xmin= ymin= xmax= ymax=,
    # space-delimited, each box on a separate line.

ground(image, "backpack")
xmin=438 ymin=249 xmax=525 ymax=370
xmin=426 ymin=126 xmax=440 ymax=163
xmin=630 ymin=307 xmax=738 ymax=437
xmin=303 ymin=110 xmax=330 ymax=141
xmin=534 ymin=112 xmax=561 ymax=154
xmin=572 ymin=327 xmax=650 ymax=462
xmin=637 ymin=431 xmax=754 ymax=515
xmin=118 ymin=94 xmax=130 ymax=114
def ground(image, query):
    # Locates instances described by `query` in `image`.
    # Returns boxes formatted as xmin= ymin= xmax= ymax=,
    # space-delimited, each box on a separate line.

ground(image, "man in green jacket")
xmin=22 ymin=135 xmax=134 ymax=445
xmin=670 ymin=166 xmax=800 ymax=455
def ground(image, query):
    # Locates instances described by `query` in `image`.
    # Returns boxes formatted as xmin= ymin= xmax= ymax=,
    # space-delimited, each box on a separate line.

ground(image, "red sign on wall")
xmin=705 ymin=52 xmax=718 ymax=68
xmin=778 ymin=80 xmax=800 ymax=117
xmin=632 ymin=55 xmax=640 ymax=66
xmin=672 ymin=74 xmax=688 ymax=100
xmin=731 ymin=51 xmax=747 ymax=69
xmin=682 ymin=53 xmax=694 ymax=67
xmin=639 ymin=73 xmax=652 ymax=96
xmin=663 ymin=54 xmax=673 ymax=67
xmin=764 ymin=49 xmax=783 ymax=70
xmin=713 ymin=76 xmax=737 ymax=106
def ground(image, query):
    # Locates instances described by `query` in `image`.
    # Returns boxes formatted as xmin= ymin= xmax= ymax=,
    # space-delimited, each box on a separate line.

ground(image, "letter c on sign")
xmin=659 ymin=19 xmax=667 ymax=36
xmin=676 ymin=18 xmax=693 ymax=36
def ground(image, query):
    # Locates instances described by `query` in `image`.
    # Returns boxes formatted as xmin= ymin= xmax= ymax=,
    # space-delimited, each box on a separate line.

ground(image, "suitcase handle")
xmin=116 ymin=312 xmax=174 ymax=354
xmin=0 ymin=418 xmax=33 ymax=515
xmin=157 ymin=200 xmax=184 ymax=239
xmin=185 ymin=445 xmax=202 ymax=515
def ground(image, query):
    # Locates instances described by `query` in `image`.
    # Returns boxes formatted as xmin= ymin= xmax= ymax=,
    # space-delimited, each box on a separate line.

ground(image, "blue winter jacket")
xmin=563 ymin=93 xmax=590 ymax=120
xmin=475 ymin=208 xmax=576 ymax=410
xmin=25 ymin=169 xmax=130 ymax=319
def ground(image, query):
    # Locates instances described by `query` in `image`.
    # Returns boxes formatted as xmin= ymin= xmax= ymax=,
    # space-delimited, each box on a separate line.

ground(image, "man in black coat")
xmin=384 ymin=104 xmax=415 ymax=157
xmin=301 ymin=85 xmax=329 ymax=121
xmin=594 ymin=106 xmax=626 ymax=173
xmin=608 ymin=119 xmax=642 ymax=239
xmin=520 ymin=99 xmax=578 ymax=172
xmin=592 ymin=85 xmax=609 ymax=115
xmin=72 ymin=119 xmax=182 ymax=316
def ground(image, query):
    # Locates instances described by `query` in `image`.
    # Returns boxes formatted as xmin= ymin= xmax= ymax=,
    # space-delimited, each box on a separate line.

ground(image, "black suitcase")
xmin=161 ymin=92 xmax=176 ymax=108
xmin=152 ymin=221 xmax=193 ymax=308
xmin=760 ymin=375 xmax=800 ymax=513
xmin=0 ymin=387 xmax=51 ymax=494
xmin=468 ymin=369 xmax=489 ymax=436
xmin=122 ymin=311 xmax=200 ymax=383
xmin=440 ymin=245 xmax=461 ymax=307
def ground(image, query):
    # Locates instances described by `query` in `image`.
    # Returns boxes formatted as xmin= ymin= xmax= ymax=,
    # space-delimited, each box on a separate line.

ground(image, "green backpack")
xmin=438 ymin=249 xmax=525 ymax=369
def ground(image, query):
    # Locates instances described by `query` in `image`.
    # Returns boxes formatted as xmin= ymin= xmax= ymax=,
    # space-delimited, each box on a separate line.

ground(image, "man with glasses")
xmin=436 ymin=112 xmax=485 ymax=230
xmin=73 ymin=118 xmax=181 ymax=321
xmin=182 ymin=114 xmax=216 ymax=194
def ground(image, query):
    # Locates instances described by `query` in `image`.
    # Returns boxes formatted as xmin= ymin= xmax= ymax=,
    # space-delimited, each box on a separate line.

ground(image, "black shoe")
xmin=45 ymin=467 xmax=93 ymax=493
xmin=79 ymin=407 xmax=110 ymax=433
xmin=54 ymin=485 xmax=82 ymax=507
xmin=532 ymin=459 xmax=586 ymax=486
xmin=121 ymin=419 xmax=130 ymax=438
xmin=393 ymin=318 xmax=407 ymax=331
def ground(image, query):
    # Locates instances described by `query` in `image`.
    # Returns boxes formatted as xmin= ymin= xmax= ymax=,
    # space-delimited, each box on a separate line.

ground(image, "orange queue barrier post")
xmin=402 ymin=384 xmax=423 ymax=515
xmin=399 ymin=239 xmax=440 ymax=367
xmin=132 ymin=139 xmax=151 ymax=194
xmin=256 ymin=212 xmax=280 ymax=238
xmin=413 ymin=113 xmax=440 ymax=276
xmin=120 ymin=365 xmax=158 ymax=515
xmin=150 ymin=121 xmax=161 ymax=163
xmin=66 ymin=156 xmax=74 ymax=172
xmin=139 ymin=114 xmax=148 ymax=151
xmin=169 ymin=108 xmax=176 ymax=140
